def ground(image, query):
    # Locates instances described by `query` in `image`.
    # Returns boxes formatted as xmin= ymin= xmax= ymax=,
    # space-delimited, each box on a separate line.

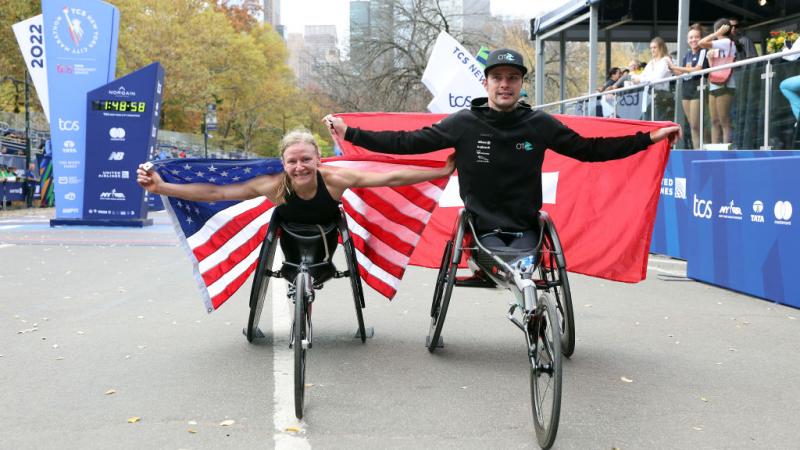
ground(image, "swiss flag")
xmin=333 ymin=112 xmax=672 ymax=283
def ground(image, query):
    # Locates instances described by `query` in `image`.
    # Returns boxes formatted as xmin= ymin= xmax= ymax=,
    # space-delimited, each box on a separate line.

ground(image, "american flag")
xmin=153 ymin=155 xmax=449 ymax=313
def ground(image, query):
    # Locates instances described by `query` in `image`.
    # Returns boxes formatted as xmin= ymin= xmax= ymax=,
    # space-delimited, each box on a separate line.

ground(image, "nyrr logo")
xmin=515 ymin=141 xmax=533 ymax=152
xmin=51 ymin=7 xmax=99 ymax=55
xmin=774 ymin=200 xmax=793 ymax=225
xmin=108 ymin=152 xmax=125 ymax=161
xmin=718 ymin=200 xmax=743 ymax=220
xmin=751 ymin=200 xmax=765 ymax=223
xmin=58 ymin=118 xmax=80 ymax=131
xmin=692 ymin=194 xmax=713 ymax=219
xmin=100 ymin=189 xmax=126 ymax=201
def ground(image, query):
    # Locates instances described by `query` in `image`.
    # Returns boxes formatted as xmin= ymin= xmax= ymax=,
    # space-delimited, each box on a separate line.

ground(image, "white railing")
xmin=534 ymin=46 xmax=800 ymax=150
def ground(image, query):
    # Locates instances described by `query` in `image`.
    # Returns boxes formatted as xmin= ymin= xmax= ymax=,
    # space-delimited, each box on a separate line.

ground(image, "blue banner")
xmin=650 ymin=150 xmax=800 ymax=259
xmin=43 ymin=0 xmax=119 ymax=219
xmin=686 ymin=156 xmax=800 ymax=307
xmin=83 ymin=62 xmax=164 ymax=221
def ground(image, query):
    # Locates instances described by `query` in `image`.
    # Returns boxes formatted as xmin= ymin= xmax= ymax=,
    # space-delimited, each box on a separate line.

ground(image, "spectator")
xmin=630 ymin=37 xmax=674 ymax=121
xmin=729 ymin=17 xmax=758 ymax=59
xmin=699 ymin=19 xmax=737 ymax=145
xmin=780 ymin=75 xmax=800 ymax=122
xmin=599 ymin=67 xmax=622 ymax=92
xmin=669 ymin=24 xmax=710 ymax=149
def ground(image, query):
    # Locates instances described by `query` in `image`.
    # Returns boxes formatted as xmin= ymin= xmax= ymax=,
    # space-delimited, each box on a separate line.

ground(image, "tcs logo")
xmin=693 ymin=194 xmax=713 ymax=219
xmin=58 ymin=118 xmax=80 ymax=131
xmin=448 ymin=94 xmax=472 ymax=107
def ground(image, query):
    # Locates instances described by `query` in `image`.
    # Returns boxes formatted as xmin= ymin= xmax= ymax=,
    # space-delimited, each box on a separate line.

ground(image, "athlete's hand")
xmin=136 ymin=163 xmax=163 ymax=194
xmin=650 ymin=125 xmax=682 ymax=146
xmin=323 ymin=114 xmax=347 ymax=137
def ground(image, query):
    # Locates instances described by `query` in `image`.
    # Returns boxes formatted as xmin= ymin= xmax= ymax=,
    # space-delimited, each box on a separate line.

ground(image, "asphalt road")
xmin=1 ymin=209 xmax=799 ymax=449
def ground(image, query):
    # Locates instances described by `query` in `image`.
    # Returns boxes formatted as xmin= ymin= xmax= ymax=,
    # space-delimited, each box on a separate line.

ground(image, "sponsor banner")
xmin=650 ymin=150 xmax=800 ymax=259
xmin=686 ymin=156 xmax=800 ymax=307
xmin=1 ymin=182 xmax=27 ymax=201
xmin=421 ymin=31 xmax=486 ymax=113
xmin=83 ymin=62 xmax=164 ymax=221
xmin=12 ymin=15 xmax=51 ymax=121
xmin=43 ymin=0 xmax=120 ymax=219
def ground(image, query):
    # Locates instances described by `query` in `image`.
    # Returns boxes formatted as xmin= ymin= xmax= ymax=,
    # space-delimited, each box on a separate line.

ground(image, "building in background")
xmin=262 ymin=0 xmax=285 ymax=38
xmin=288 ymin=25 xmax=340 ymax=86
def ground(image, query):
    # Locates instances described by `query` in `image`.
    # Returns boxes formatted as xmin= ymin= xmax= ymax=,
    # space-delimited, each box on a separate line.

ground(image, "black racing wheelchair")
xmin=427 ymin=209 xmax=575 ymax=449
xmin=245 ymin=207 xmax=369 ymax=420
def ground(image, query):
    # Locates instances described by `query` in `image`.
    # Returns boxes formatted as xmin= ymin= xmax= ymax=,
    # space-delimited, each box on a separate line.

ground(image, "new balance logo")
xmin=108 ymin=152 xmax=125 ymax=161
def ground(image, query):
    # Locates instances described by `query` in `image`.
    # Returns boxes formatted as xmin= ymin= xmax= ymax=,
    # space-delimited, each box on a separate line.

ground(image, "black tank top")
xmin=275 ymin=172 xmax=341 ymax=224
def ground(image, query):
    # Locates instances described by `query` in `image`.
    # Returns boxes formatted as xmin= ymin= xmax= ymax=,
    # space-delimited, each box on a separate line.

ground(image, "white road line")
xmin=272 ymin=248 xmax=310 ymax=449
xmin=647 ymin=265 xmax=687 ymax=277
xmin=0 ymin=225 xmax=22 ymax=230
xmin=648 ymin=257 xmax=687 ymax=266
xmin=0 ymin=243 xmax=15 ymax=249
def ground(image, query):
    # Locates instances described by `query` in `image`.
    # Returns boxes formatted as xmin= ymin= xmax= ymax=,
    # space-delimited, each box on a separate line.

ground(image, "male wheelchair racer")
xmin=427 ymin=209 xmax=575 ymax=449
xmin=244 ymin=207 xmax=368 ymax=419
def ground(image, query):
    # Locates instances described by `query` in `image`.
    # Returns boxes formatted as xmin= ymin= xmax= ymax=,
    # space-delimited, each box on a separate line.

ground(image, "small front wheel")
xmin=529 ymin=292 xmax=562 ymax=449
xmin=293 ymin=273 xmax=308 ymax=420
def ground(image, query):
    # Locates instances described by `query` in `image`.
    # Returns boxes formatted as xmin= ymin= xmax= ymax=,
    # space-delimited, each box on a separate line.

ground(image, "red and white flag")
xmin=332 ymin=112 xmax=673 ymax=283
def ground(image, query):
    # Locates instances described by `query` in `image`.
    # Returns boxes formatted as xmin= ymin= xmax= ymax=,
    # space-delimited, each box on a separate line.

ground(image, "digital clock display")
xmin=92 ymin=100 xmax=147 ymax=113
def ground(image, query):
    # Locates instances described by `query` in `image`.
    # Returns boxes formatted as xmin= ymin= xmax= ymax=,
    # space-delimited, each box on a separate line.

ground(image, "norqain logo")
xmin=107 ymin=86 xmax=136 ymax=97
xmin=693 ymin=194 xmax=713 ymax=219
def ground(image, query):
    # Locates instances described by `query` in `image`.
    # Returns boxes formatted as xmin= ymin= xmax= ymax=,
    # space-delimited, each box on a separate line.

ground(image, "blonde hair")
xmin=650 ymin=37 xmax=669 ymax=59
xmin=275 ymin=128 xmax=321 ymax=200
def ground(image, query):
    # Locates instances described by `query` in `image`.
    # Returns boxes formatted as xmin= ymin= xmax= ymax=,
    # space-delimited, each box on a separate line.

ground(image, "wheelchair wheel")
xmin=293 ymin=273 xmax=308 ymax=420
xmin=539 ymin=237 xmax=575 ymax=358
xmin=247 ymin=234 xmax=277 ymax=342
xmin=529 ymin=292 xmax=562 ymax=449
xmin=427 ymin=239 xmax=455 ymax=352
xmin=344 ymin=236 xmax=367 ymax=343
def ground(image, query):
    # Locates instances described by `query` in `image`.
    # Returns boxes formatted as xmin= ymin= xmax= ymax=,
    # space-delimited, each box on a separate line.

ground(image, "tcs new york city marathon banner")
xmin=43 ymin=0 xmax=119 ymax=219
xmin=83 ymin=63 xmax=164 ymax=221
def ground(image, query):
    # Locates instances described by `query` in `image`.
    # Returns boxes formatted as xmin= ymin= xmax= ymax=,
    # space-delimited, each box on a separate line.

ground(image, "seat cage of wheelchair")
xmin=453 ymin=209 xmax=566 ymax=299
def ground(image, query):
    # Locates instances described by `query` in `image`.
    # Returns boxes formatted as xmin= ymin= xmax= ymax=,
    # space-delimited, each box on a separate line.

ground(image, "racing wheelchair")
xmin=427 ymin=209 xmax=575 ymax=449
xmin=245 ymin=207 xmax=368 ymax=419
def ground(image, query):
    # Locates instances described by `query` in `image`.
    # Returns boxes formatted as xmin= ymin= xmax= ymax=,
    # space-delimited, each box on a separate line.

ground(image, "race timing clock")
xmin=91 ymin=99 xmax=147 ymax=113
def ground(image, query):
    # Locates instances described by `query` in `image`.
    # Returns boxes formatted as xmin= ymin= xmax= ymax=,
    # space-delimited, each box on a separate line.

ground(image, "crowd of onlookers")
xmin=596 ymin=17 xmax=799 ymax=150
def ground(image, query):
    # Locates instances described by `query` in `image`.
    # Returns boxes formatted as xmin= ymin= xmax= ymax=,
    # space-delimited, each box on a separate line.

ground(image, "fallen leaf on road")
xmin=188 ymin=429 xmax=197 ymax=434
xmin=55 ymin=356 xmax=64 ymax=360
xmin=789 ymin=316 xmax=796 ymax=320
xmin=700 ymin=397 xmax=708 ymax=402
xmin=620 ymin=376 xmax=634 ymax=383
xmin=693 ymin=426 xmax=703 ymax=431
xmin=127 ymin=417 xmax=141 ymax=423
xmin=304 ymin=383 xmax=314 ymax=388
xmin=285 ymin=426 xmax=301 ymax=433
xmin=729 ymin=347 xmax=738 ymax=352
xmin=219 ymin=419 xmax=235 ymax=426
xmin=188 ymin=420 xmax=198 ymax=425
xmin=105 ymin=389 xmax=116 ymax=395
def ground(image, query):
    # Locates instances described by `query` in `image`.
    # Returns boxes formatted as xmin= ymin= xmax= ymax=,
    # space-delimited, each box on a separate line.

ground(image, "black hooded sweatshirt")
xmin=344 ymin=98 xmax=653 ymax=232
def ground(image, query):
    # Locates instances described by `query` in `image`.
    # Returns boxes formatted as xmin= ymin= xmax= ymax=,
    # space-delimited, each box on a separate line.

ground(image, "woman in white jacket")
xmin=631 ymin=37 xmax=674 ymax=121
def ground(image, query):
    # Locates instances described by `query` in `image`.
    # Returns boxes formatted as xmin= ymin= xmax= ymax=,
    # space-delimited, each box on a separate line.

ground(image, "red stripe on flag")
xmin=390 ymin=184 xmax=440 ymax=212
xmin=343 ymin=203 xmax=414 ymax=256
xmin=356 ymin=263 xmax=396 ymax=299
xmin=350 ymin=232 xmax=405 ymax=280
xmin=210 ymin=258 xmax=260 ymax=310
xmin=350 ymin=187 xmax=426 ymax=234
xmin=192 ymin=200 xmax=271 ymax=262
xmin=201 ymin=223 xmax=268 ymax=287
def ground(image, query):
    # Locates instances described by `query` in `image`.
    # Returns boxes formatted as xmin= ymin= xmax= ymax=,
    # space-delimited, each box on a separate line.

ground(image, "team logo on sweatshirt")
xmin=515 ymin=141 xmax=533 ymax=152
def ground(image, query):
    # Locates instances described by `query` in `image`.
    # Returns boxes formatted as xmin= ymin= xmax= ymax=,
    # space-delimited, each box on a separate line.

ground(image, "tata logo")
xmin=108 ymin=152 xmax=125 ymax=161
xmin=62 ymin=140 xmax=77 ymax=153
xmin=58 ymin=118 xmax=80 ymax=131
xmin=64 ymin=192 xmax=76 ymax=201
xmin=107 ymin=86 xmax=136 ymax=97
xmin=109 ymin=127 xmax=126 ymax=140
xmin=448 ymin=94 xmax=472 ymax=108
xmin=52 ymin=8 xmax=99 ymax=55
xmin=674 ymin=177 xmax=687 ymax=199
xmin=497 ymin=52 xmax=516 ymax=61
xmin=751 ymin=200 xmax=765 ymax=223
xmin=774 ymin=200 xmax=793 ymax=225
xmin=692 ymin=194 xmax=713 ymax=219
xmin=100 ymin=189 xmax=126 ymax=201
xmin=515 ymin=141 xmax=533 ymax=152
